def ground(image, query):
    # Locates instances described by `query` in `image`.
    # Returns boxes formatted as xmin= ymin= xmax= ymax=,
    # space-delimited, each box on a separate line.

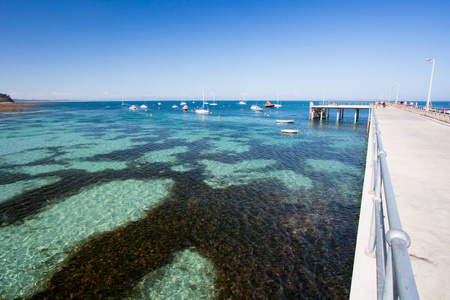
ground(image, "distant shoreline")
xmin=0 ymin=102 xmax=46 ymax=113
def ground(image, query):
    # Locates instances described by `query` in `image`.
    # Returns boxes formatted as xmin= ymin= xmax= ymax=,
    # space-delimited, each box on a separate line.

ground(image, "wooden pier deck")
xmin=350 ymin=106 xmax=450 ymax=299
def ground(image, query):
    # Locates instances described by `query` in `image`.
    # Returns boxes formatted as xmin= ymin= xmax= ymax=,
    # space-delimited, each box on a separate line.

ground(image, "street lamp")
xmin=425 ymin=58 xmax=435 ymax=112
xmin=395 ymin=82 xmax=400 ymax=104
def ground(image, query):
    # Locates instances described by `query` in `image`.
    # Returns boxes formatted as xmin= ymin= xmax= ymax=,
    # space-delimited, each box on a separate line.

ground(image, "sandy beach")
xmin=0 ymin=102 xmax=44 ymax=113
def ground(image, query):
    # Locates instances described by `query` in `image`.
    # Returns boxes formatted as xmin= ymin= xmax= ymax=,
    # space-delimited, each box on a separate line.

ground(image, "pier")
xmin=350 ymin=106 xmax=450 ymax=299
xmin=309 ymin=102 xmax=371 ymax=122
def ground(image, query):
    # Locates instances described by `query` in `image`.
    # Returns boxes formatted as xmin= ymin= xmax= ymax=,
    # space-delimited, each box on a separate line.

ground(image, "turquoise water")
xmin=0 ymin=101 xmax=369 ymax=299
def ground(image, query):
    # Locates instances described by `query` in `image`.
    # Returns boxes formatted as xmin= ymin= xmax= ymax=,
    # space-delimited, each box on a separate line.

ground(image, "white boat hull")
xmin=281 ymin=129 xmax=299 ymax=134
xmin=276 ymin=120 xmax=294 ymax=123
xmin=196 ymin=109 xmax=209 ymax=114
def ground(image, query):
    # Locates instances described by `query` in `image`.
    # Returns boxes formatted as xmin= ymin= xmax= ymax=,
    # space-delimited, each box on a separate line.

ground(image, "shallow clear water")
xmin=0 ymin=101 xmax=369 ymax=299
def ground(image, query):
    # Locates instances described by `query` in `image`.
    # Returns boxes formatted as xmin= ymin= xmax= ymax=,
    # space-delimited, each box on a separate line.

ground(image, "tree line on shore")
xmin=0 ymin=93 xmax=14 ymax=103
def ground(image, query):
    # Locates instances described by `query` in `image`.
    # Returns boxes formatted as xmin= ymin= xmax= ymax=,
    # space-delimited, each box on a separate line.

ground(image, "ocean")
xmin=1 ymin=100 xmax=371 ymax=299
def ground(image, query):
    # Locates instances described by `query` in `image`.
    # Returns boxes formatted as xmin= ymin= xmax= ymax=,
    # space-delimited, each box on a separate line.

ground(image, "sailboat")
xmin=196 ymin=90 xmax=209 ymax=114
xmin=140 ymin=98 xmax=148 ymax=109
xmin=121 ymin=95 xmax=124 ymax=106
xmin=238 ymin=96 xmax=247 ymax=105
xmin=274 ymin=92 xmax=282 ymax=108
xmin=210 ymin=93 xmax=217 ymax=106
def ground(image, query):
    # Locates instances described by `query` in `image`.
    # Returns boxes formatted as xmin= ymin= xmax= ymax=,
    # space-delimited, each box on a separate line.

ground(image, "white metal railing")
xmin=392 ymin=103 xmax=450 ymax=123
xmin=367 ymin=108 xmax=419 ymax=299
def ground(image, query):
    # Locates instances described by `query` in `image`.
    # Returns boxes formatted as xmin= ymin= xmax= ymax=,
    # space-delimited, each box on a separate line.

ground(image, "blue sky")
xmin=1 ymin=0 xmax=449 ymax=101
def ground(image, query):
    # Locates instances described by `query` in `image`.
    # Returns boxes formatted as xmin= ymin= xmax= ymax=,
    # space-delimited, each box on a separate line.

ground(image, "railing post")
xmin=382 ymin=245 xmax=395 ymax=300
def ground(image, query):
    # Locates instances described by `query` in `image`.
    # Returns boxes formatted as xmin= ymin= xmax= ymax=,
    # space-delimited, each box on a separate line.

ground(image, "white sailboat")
xmin=274 ymin=92 xmax=282 ymax=108
xmin=210 ymin=93 xmax=217 ymax=105
xmin=140 ymin=99 xmax=148 ymax=109
xmin=238 ymin=96 xmax=247 ymax=105
xmin=196 ymin=90 xmax=209 ymax=114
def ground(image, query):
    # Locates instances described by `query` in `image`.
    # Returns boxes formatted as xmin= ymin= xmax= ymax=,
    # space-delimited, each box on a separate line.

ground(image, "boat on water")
xmin=210 ymin=93 xmax=217 ymax=105
xmin=172 ymin=105 xmax=178 ymax=108
xmin=196 ymin=89 xmax=209 ymax=114
xmin=265 ymin=101 xmax=275 ymax=108
xmin=158 ymin=102 xmax=162 ymax=105
xmin=281 ymin=129 xmax=299 ymax=134
xmin=180 ymin=101 xmax=186 ymax=106
xmin=238 ymin=97 xmax=247 ymax=105
xmin=274 ymin=92 xmax=282 ymax=108
xmin=182 ymin=105 xmax=188 ymax=111
xmin=251 ymin=104 xmax=263 ymax=111
xmin=196 ymin=107 xmax=209 ymax=114
xmin=129 ymin=105 xmax=138 ymax=110
xmin=140 ymin=103 xmax=148 ymax=109
xmin=276 ymin=120 xmax=294 ymax=123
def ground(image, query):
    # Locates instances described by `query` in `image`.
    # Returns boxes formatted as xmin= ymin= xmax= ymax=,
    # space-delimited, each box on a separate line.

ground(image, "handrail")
xmin=391 ymin=103 xmax=450 ymax=123
xmin=366 ymin=108 xmax=419 ymax=300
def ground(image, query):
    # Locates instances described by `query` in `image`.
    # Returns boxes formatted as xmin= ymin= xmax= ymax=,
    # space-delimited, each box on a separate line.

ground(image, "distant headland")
xmin=0 ymin=93 xmax=14 ymax=103
xmin=0 ymin=93 xmax=45 ymax=113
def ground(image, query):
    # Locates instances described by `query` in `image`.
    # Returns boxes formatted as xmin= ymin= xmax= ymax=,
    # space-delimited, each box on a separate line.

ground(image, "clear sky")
xmin=1 ymin=0 xmax=449 ymax=101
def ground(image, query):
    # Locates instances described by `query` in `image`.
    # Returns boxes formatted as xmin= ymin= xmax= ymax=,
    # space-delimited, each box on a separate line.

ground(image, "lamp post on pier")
xmin=425 ymin=58 xmax=435 ymax=112
xmin=395 ymin=82 xmax=400 ymax=104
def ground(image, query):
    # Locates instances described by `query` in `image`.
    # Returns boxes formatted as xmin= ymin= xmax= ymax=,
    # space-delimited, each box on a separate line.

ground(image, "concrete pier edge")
xmin=350 ymin=106 xmax=450 ymax=299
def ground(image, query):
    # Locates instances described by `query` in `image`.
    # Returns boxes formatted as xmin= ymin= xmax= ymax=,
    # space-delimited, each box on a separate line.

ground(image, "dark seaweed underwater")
xmin=0 ymin=101 xmax=368 ymax=299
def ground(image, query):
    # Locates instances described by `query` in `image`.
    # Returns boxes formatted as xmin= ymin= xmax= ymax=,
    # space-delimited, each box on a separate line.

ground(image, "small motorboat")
xmin=276 ymin=120 xmax=295 ymax=123
xmin=251 ymin=104 xmax=263 ymax=111
xmin=180 ymin=101 xmax=186 ymax=106
xmin=129 ymin=105 xmax=138 ymax=110
xmin=182 ymin=105 xmax=188 ymax=111
xmin=281 ymin=129 xmax=299 ymax=134
xmin=172 ymin=105 xmax=178 ymax=108
xmin=140 ymin=104 xmax=148 ymax=109
xmin=265 ymin=101 xmax=275 ymax=108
